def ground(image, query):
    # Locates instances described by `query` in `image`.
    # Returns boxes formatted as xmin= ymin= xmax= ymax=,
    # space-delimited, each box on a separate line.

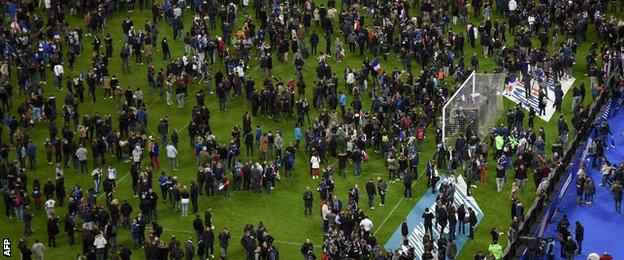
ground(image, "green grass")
xmin=0 ymin=3 xmax=605 ymax=259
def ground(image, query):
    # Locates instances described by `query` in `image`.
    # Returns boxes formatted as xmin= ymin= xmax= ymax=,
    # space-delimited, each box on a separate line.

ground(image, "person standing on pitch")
xmin=365 ymin=179 xmax=376 ymax=209
xmin=377 ymin=177 xmax=387 ymax=206
xmin=303 ymin=187 xmax=313 ymax=216
xmin=422 ymin=208 xmax=435 ymax=238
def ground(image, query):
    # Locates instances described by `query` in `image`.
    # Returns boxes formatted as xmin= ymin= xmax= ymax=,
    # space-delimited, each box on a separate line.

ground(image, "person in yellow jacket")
xmin=495 ymin=134 xmax=504 ymax=158
xmin=488 ymin=239 xmax=503 ymax=259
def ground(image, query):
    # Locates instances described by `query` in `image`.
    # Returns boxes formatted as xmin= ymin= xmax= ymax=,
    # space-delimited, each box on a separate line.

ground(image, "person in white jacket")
xmin=310 ymin=153 xmax=321 ymax=179
xmin=166 ymin=143 xmax=178 ymax=171
xmin=94 ymin=232 xmax=107 ymax=259
xmin=360 ymin=216 xmax=374 ymax=235
xmin=44 ymin=199 xmax=55 ymax=218
xmin=107 ymin=165 xmax=117 ymax=184
xmin=53 ymin=64 xmax=63 ymax=90
xmin=132 ymin=145 xmax=142 ymax=166
xmin=32 ymin=240 xmax=45 ymax=260
xmin=321 ymin=201 xmax=330 ymax=232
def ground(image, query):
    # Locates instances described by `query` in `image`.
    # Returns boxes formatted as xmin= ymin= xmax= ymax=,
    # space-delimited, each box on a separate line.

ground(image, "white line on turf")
xmin=373 ymin=168 xmax=426 ymax=236
xmin=97 ymin=170 xmax=132 ymax=199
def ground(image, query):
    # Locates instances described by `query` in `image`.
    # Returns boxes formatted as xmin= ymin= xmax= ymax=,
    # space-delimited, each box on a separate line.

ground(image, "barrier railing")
xmin=502 ymin=86 xmax=610 ymax=259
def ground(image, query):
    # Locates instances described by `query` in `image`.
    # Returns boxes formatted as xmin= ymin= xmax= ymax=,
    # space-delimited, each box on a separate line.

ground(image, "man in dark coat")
xmin=193 ymin=215 xmax=204 ymax=237
xmin=204 ymin=208 xmax=212 ymax=228
xmin=241 ymin=230 xmax=256 ymax=260
xmin=118 ymin=245 xmax=132 ymax=260
xmin=200 ymin=227 xmax=215 ymax=258
xmin=401 ymin=218 xmax=409 ymax=238
xmin=575 ymin=221 xmax=584 ymax=255
xmin=303 ymin=187 xmax=313 ymax=216
xmin=47 ymin=215 xmax=60 ymax=247
xmin=365 ymin=179 xmax=376 ymax=209
xmin=612 ymin=181 xmax=622 ymax=212
xmin=422 ymin=208 xmax=434 ymax=238
xmin=190 ymin=182 xmax=199 ymax=213
xmin=136 ymin=213 xmax=147 ymax=243
xmin=64 ymin=213 xmax=75 ymax=245
xmin=120 ymin=200 xmax=133 ymax=229
xmin=377 ymin=177 xmax=388 ymax=206
xmin=457 ymin=204 xmax=466 ymax=235
xmin=403 ymin=170 xmax=414 ymax=198
xmin=53 ymin=178 xmax=65 ymax=207
xmin=300 ymin=238 xmax=314 ymax=259
xmin=468 ymin=208 xmax=478 ymax=239
xmin=310 ymin=32 xmax=319 ymax=54
xmin=219 ymin=228 xmax=230 ymax=258
xmin=564 ymin=236 xmax=577 ymax=260
xmin=44 ymin=179 xmax=55 ymax=200
xmin=18 ymin=238 xmax=32 ymax=260
xmin=184 ymin=237 xmax=195 ymax=260
xmin=197 ymin=236 xmax=206 ymax=259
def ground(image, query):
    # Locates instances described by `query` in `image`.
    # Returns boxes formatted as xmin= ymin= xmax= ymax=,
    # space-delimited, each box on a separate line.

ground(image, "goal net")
xmin=442 ymin=72 xmax=506 ymax=145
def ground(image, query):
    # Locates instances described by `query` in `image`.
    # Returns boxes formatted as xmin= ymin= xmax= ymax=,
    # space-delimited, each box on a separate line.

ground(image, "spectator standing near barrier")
xmin=469 ymin=207 xmax=477 ymax=239
xmin=574 ymin=221 xmax=583 ymax=255
xmin=422 ymin=208 xmax=434 ymax=238
xmin=612 ymin=181 xmax=622 ymax=212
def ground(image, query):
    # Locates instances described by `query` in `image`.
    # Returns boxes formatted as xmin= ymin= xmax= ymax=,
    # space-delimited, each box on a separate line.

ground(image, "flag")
xmin=217 ymin=179 xmax=230 ymax=191
xmin=372 ymin=58 xmax=384 ymax=73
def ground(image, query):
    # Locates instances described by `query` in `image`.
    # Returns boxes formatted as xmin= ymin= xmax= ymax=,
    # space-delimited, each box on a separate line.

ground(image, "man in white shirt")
xmin=235 ymin=63 xmax=244 ymax=78
xmin=44 ymin=199 xmax=55 ymax=218
xmin=92 ymin=168 xmax=102 ymax=193
xmin=508 ymin=0 xmax=517 ymax=12
xmin=54 ymin=163 xmax=63 ymax=178
xmin=321 ymin=201 xmax=330 ymax=232
xmin=75 ymin=145 xmax=88 ymax=173
xmin=43 ymin=0 xmax=52 ymax=11
xmin=107 ymin=165 xmax=117 ymax=183
xmin=93 ymin=232 xmax=108 ymax=259
xmin=32 ymin=240 xmax=45 ymax=260
xmin=53 ymin=64 xmax=64 ymax=90
xmin=134 ymin=88 xmax=144 ymax=107
xmin=346 ymin=71 xmax=355 ymax=89
xmin=172 ymin=6 xmax=182 ymax=18
xmin=132 ymin=145 xmax=142 ymax=166
xmin=166 ymin=143 xmax=178 ymax=171
xmin=310 ymin=155 xmax=321 ymax=179
xmin=601 ymin=163 xmax=614 ymax=187
xmin=360 ymin=216 xmax=374 ymax=236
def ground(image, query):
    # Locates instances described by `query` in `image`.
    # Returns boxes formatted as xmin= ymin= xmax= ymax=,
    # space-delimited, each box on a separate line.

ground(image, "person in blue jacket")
xmin=294 ymin=124 xmax=302 ymax=150
xmin=27 ymin=140 xmax=37 ymax=170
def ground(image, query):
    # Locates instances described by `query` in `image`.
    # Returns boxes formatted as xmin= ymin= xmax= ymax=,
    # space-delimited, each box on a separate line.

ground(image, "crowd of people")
xmin=0 ymin=0 xmax=623 ymax=259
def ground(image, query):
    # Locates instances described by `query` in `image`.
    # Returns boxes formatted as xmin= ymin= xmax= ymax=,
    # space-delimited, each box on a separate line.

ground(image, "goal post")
xmin=442 ymin=72 xmax=506 ymax=145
